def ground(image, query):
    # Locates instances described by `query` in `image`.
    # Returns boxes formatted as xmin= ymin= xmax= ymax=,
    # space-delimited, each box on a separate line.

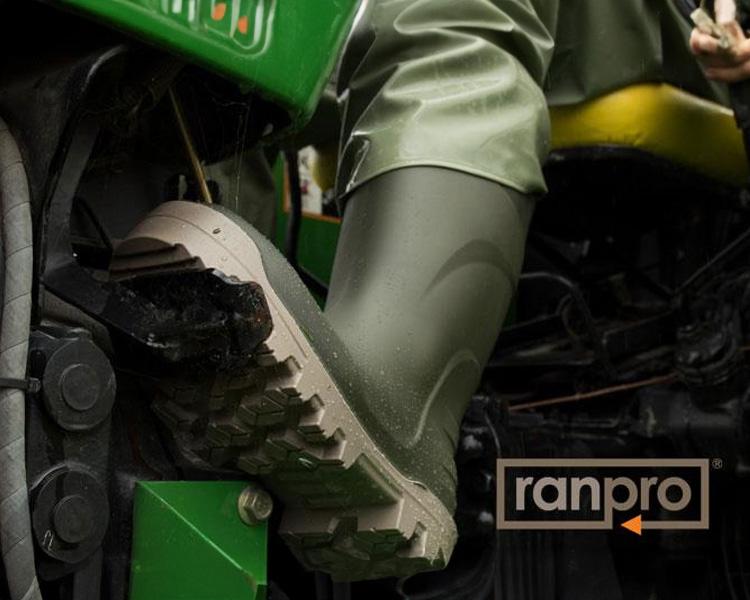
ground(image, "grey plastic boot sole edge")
xmin=111 ymin=201 xmax=457 ymax=581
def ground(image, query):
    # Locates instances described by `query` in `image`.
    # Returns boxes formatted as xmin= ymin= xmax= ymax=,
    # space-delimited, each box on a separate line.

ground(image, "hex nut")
xmin=237 ymin=484 xmax=273 ymax=526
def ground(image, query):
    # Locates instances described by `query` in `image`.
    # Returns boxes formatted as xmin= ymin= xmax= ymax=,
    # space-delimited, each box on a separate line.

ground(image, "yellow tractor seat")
xmin=549 ymin=83 xmax=748 ymax=188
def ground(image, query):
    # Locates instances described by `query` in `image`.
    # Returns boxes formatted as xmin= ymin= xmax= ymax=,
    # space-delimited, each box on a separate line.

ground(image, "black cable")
xmin=284 ymin=151 xmax=302 ymax=268
xmin=283 ymin=151 xmax=330 ymax=299
xmin=528 ymin=231 xmax=673 ymax=301
xmin=519 ymin=271 xmax=616 ymax=378
xmin=677 ymin=224 xmax=750 ymax=295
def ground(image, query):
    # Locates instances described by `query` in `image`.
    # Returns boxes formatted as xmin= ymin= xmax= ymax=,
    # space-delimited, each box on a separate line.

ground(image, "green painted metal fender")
xmin=49 ymin=0 xmax=360 ymax=124
xmin=130 ymin=481 xmax=268 ymax=600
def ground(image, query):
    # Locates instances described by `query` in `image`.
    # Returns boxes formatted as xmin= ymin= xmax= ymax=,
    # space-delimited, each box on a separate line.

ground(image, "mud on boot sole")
xmin=112 ymin=201 xmax=457 ymax=581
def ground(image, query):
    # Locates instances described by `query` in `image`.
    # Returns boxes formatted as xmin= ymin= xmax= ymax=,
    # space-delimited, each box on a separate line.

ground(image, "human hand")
xmin=690 ymin=21 xmax=750 ymax=82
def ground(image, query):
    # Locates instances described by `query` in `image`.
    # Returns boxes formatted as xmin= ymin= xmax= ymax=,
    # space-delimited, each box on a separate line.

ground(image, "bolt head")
xmin=237 ymin=484 xmax=273 ymax=526
xmin=60 ymin=364 xmax=100 ymax=412
xmin=52 ymin=495 xmax=93 ymax=545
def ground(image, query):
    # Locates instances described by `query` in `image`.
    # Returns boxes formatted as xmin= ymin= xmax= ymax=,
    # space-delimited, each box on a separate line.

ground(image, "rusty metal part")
xmin=168 ymin=87 xmax=213 ymax=205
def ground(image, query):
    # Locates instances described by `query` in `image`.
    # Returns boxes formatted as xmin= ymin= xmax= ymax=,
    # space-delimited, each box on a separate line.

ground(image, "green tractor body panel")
xmin=129 ymin=481 xmax=268 ymax=600
xmin=52 ymin=0 xmax=359 ymax=123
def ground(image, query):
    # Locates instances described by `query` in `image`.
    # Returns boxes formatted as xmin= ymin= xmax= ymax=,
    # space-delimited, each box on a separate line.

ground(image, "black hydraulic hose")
xmin=519 ymin=271 xmax=617 ymax=378
xmin=677 ymin=222 xmax=750 ymax=294
xmin=0 ymin=118 xmax=41 ymax=600
xmin=284 ymin=150 xmax=302 ymax=267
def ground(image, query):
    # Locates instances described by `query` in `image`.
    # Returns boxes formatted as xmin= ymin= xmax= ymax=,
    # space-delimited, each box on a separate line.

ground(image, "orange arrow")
xmin=621 ymin=514 xmax=642 ymax=535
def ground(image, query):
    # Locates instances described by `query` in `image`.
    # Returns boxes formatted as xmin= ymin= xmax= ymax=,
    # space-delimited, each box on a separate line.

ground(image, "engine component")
xmin=37 ymin=335 xmax=116 ymax=431
xmin=675 ymin=319 xmax=746 ymax=403
xmin=30 ymin=465 xmax=109 ymax=565
xmin=25 ymin=325 xmax=114 ymax=593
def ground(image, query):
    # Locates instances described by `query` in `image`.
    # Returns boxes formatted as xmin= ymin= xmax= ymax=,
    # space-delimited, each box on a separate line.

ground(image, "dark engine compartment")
xmin=407 ymin=150 xmax=750 ymax=600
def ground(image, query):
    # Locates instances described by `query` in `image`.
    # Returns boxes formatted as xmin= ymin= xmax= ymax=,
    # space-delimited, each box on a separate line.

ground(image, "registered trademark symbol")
xmin=712 ymin=458 xmax=723 ymax=470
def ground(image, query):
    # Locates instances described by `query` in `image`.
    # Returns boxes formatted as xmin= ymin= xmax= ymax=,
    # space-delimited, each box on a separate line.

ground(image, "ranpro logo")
xmin=497 ymin=459 xmax=709 ymax=535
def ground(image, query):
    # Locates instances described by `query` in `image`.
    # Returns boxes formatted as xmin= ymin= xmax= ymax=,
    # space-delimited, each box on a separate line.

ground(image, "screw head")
xmin=237 ymin=484 xmax=273 ymax=526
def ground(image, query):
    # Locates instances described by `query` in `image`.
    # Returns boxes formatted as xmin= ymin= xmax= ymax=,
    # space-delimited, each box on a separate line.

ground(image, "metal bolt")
xmin=60 ymin=364 xmax=100 ymax=412
xmin=52 ymin=495 xmax=93 ymax=545
xmin=237 ymin=484 xmax=273 ymax=526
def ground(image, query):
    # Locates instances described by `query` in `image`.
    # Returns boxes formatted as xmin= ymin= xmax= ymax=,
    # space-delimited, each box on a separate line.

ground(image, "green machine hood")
xmin=51 ymin=0 xmax=360 ymax=123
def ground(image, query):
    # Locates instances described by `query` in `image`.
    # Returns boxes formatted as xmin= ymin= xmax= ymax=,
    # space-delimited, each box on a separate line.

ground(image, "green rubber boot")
xmin=111 ymin=167 xmax=534 ymax=580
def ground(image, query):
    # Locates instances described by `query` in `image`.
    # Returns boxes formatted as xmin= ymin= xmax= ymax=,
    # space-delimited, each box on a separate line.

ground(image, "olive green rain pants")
xmin=336 ymin=0 xmax=731 ymax=199
xmin=320 ymin=0 xmax=734 ymax=506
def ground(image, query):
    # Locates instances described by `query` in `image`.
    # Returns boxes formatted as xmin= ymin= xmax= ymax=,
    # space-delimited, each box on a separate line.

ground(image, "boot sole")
xmin=112 ymin=201 xmax=457 ymax=581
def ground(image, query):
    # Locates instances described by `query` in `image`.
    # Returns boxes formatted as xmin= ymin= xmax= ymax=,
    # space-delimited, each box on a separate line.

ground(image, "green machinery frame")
xmin=50 ymin=0 xmax=360 ymax=123
xmin=130 ymin=481 xmax=268 ymax=600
